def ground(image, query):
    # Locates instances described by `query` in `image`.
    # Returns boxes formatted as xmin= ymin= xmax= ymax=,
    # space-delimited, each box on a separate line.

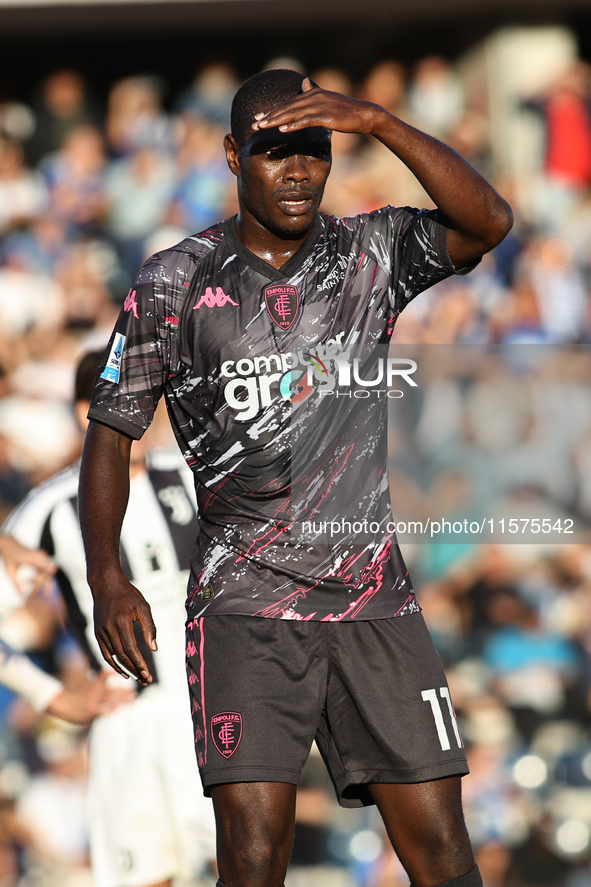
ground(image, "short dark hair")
xmin=231 ymin=69 xmax=313 ymax=149
xmin=74 ymin=351 xmax=103 ymax=403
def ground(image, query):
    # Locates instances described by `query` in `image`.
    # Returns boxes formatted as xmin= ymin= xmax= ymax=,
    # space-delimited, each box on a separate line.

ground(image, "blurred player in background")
xmin=4 ymin=351 xmax=216 ymax=887
xmin=0 ymin=532 xmax=129 ymax=722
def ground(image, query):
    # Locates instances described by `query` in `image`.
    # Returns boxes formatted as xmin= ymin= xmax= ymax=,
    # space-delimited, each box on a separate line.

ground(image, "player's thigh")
xmin=369 ymin=777 xmax=474 ymax=887
xmin=186 ymin=615 xmax=327 ymax=795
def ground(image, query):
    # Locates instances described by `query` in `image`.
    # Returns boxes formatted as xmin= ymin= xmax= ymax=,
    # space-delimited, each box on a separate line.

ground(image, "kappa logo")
xmin=123 ymin=289 xmax=139 ymax=319
xmin=194 ymin=287 xmax=239 ymax=309
xmin=211 ymin=712 xmax=243 ymax=758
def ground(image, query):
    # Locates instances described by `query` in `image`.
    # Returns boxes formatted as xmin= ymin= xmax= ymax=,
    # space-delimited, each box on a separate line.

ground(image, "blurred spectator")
xmin=15 ymin=727 xmax=91 ymax=887
xmin=3 ymin=217 xmax=67 ymax=277
xmin=0 ymin=239 xmax=65 ymax=341
xmin=0 ymin=139 xmax=47 ymax=236
xmin=448 ymin=110 xmax=494 ymax=180
xmin=462 ymin=744 xmax=523 ymax=887
xmin=105 ymin=75 xmax=172 ymax=157
xmin=105 ymin=145 xmax=175 ymax=276
xmin=360 ymin=60 xmax=407 ymax=117
xmin=482 ymin=588 xmax=579 ymax=742
xmin=0 ymin=392 xmax=78 ymax=484
xmin=526 ymin=62 xmax=591 ymax=229
xmin=543 ymin=63 xmax=591 ymax=188
xmin=54 ymin=241 xmax=114 ymax=329
xmin=25 ymin=70 xmax=100 ymax=167
xmin=513 ymin=237 xmax=589 ymax=343
xmin=168 ymin=114 xmax=232 ymax=234
xmin=175 ymin=62 xmax=238 ymax=128
xmin=40 ymin=125 xmax=106 ymax=238
xmin=408 ymin=56 xmax=465 ymax=138
xmin=0 ymin=98 xmax=35 ymax=145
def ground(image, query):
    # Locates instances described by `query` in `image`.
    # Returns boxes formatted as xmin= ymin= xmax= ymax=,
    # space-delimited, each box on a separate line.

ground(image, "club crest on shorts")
xmin=264 ymin=284 xmax=299 ymax=330
xmin=211 ymin=712 xmax=243 ymax=758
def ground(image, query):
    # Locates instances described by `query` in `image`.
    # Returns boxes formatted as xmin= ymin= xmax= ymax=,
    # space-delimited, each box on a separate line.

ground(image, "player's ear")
xmin=224 ymin=134 xmax=241 ymax=177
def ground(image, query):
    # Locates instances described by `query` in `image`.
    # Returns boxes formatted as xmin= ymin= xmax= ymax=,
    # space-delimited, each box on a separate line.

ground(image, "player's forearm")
xmin=79 ymin=420 xmax=132 ymax=588
xmin=0 ymin=636 xmax=63 ymax=711
xmin=370 ymin=109 xmax=513 ymax=256
xmin=253 ymin=81 xmax=512 ymax=259
xmin=79 ymin=422 xmax=156 ymax=683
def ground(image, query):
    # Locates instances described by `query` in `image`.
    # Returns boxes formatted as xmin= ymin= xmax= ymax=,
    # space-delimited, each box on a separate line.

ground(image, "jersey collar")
xmin=222 ymin=214 xmax=323 ymax=281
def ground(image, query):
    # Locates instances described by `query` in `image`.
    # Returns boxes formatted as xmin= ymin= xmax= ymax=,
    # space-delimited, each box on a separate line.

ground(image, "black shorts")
xmin=185 ymin=612 xmax=468 ymax=808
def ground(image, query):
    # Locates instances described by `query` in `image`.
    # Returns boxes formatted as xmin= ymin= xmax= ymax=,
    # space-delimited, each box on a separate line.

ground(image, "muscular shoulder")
xmin=138 ymin=224 xmax=226 ymax=284
xmin=132 ymin=223 xmax=228 ymax=318
xmin=330 ymin=206 xmax=439 ymax=237
xmin=323 ymin=206 xmax=447 ymax=272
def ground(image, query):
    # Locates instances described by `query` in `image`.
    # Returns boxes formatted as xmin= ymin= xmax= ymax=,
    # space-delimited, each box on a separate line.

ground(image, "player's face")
xmin=230 ymin=127 xmax=332 ymax=239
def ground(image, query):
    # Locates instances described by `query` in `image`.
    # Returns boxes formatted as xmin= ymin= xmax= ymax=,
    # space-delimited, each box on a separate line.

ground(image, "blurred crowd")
xmin=0 ymin=38 xmax=591 ymax=887
xmin=387 ymin=345 xmax=591 ymax=545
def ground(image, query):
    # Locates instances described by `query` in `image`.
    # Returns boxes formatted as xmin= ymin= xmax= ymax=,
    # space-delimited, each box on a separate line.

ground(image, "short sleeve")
xmin=350 ymin=205 xmax=474 ymax=316
xmin=88 ymin=256 xmax=178 ymax=439
xmin=389 ymin=206 xmax=461 ymax=313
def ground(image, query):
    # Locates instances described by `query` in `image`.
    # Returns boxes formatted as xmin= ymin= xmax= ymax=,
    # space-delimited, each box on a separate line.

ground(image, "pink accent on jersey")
xmin=193 ymin=287 xmax=239 ymax=309
xmin=199 ymin=617 xmax=207 ymax=764
xmin=123 ymin=289 xmax=139 ymax=319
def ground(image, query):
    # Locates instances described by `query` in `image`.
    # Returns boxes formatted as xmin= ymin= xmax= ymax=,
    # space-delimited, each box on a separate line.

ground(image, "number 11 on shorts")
xmin=421 ymin=687 xmax=463 ymax=750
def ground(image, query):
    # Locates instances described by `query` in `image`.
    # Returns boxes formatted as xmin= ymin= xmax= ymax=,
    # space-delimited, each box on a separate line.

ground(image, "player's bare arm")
xmin=79 ymin=420 xmax=157 ymax=685
xmin=254 ymin=78 xmax=513 ymax=268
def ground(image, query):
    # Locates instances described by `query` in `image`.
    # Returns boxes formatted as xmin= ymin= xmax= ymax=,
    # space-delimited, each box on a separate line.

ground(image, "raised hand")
xmin=252 ymin=77 xmax=381 ymax=136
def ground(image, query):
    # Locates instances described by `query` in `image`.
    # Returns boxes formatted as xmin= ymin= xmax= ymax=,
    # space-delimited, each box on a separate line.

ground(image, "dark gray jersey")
xmin=89 ymin=207 xmax=461 ymax=621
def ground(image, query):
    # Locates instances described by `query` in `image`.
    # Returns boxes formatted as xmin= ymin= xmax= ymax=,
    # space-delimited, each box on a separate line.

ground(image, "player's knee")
xmin=414 ymin=814 xmax=473 ymax=878
xmin=433 ymin=818 xmax=470 ymax=851
xmin=218 ymin=836 xmax=289 ymax=887
xmin=422 ymin=798 xmax=470 ymax=847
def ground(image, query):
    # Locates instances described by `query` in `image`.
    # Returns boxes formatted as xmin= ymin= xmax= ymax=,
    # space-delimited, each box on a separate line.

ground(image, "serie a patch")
xmin=100 ymin=333 xmax=126 ymax=384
